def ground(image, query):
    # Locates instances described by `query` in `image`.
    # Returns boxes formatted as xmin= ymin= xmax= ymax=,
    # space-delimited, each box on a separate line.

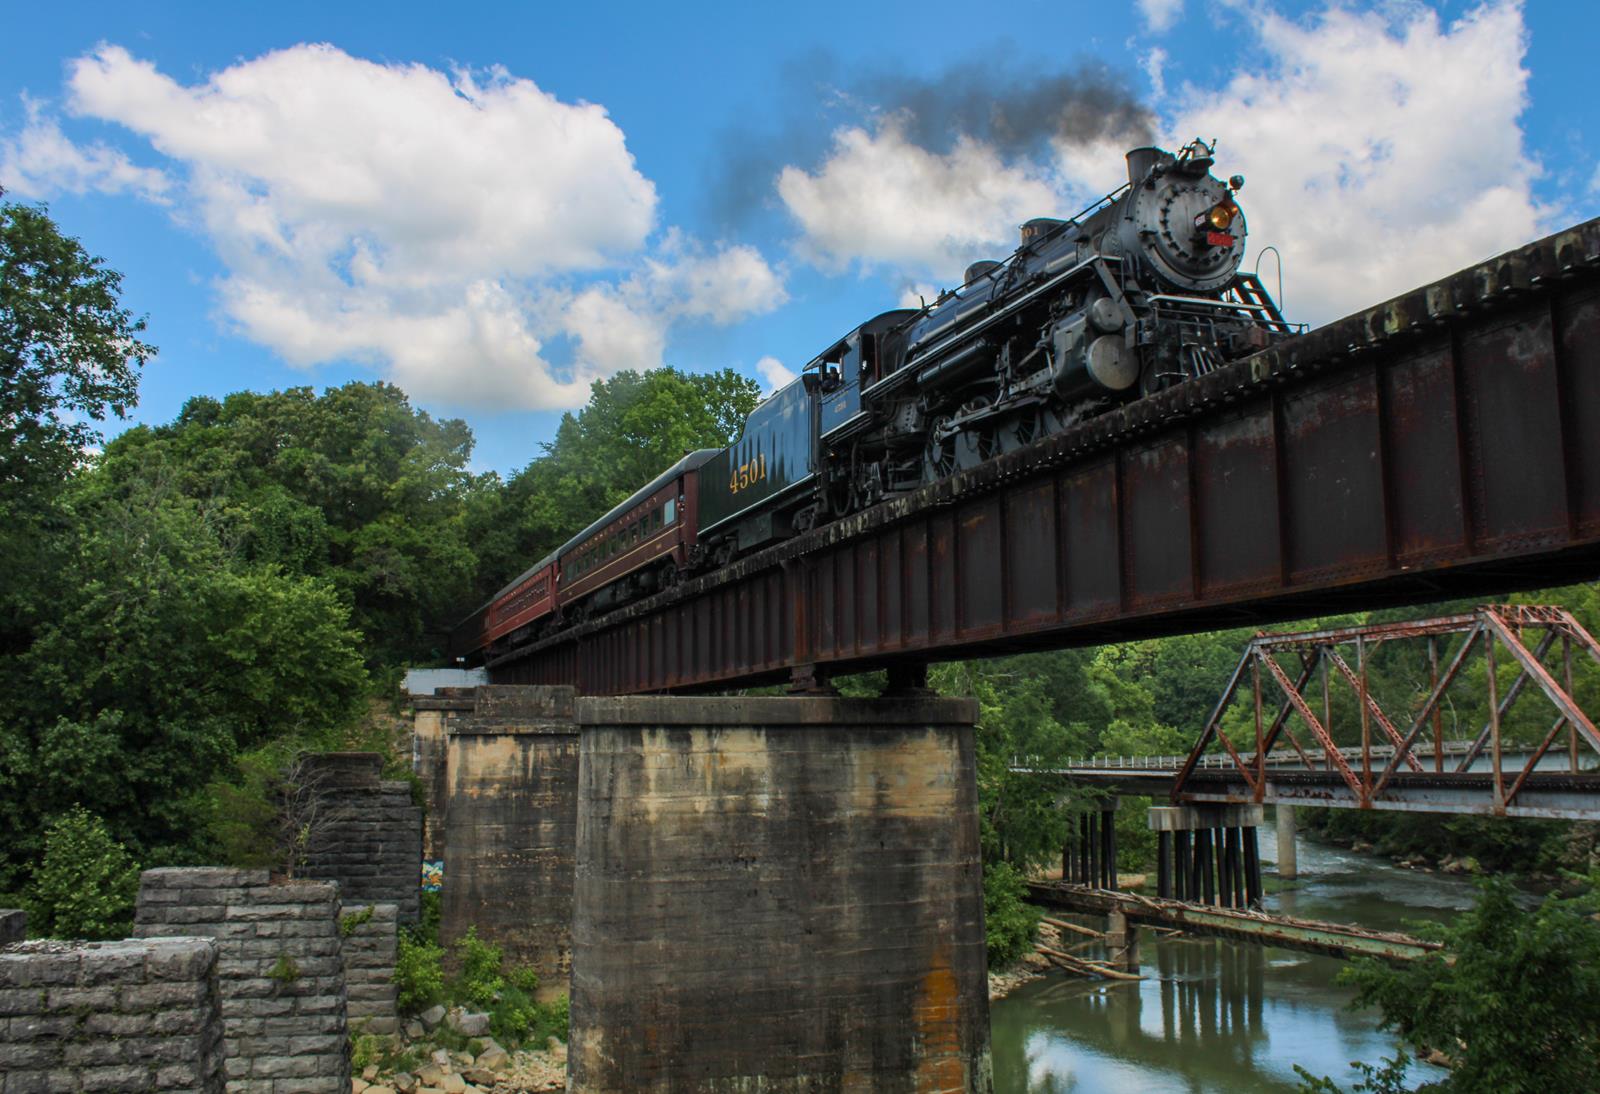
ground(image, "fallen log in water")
xmin=1035 ymin=944 xmax=1143 ymax=982
xmin=1041 ymin=915 xmax=1105 ymax=939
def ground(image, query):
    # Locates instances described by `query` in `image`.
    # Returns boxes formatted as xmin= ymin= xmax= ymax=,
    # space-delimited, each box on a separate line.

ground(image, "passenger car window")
xmin=664 ymin=499 xmax=676 ymax=525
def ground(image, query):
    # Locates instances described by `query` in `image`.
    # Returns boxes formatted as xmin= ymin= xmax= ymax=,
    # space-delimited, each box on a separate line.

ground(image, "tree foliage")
xmin=1300 ymin=879 xmax=1600 ymax=1093
xmin=1 ymin=197 xmax=153 ymax=667
xmin=0 ymin=196 xmax=151 ymax=510
xmin=0 ymin=473 xmax=368 ymax=888
xmin=25 ymin=806 xmax=141 ymax=940
xmin=93 ymin=383 xmax=480 ymax=665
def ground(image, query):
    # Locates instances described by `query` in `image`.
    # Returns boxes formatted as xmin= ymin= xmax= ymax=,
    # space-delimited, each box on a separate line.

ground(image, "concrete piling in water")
xmin=1276 ymin=804 xmax=1299 ymax=880
xmin=567 ymin=695 xmax=993 ymax=1093
xmin=1149 ymin=805 xmax=1266 ymax=909
xmin=1107 ymin=909 xmax=1140 ymax=970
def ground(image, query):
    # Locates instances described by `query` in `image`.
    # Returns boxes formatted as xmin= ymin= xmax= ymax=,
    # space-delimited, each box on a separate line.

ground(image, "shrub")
xmin=350 ymin=1030 xmax=418 ymax=1074
xmin=25 ymin=806 xmax=140 ymax=940
xmin=267 ymin=954 xmax=300 ymax=985
xmin=982 ymin=860 xmax=1040 ymax=969
xmin=452 ymin=926 xmax=505 ymax=1007
xmin=351 ymin=1032 xmax=381 ymax=1072
xmin=417 ymin=888 xmax=441 ymax=944
xmin=489 ymin=984 xmax=569 ymax=1047
xmin=395 ymin=931 xmax=445 ymax=1014
xmin=340 ymin=905 xmax=376 ymax=937
xmin=508 ymin=964 xmax=540 ymax=994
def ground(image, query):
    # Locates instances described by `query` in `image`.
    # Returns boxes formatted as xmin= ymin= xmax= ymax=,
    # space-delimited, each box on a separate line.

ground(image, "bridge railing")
xmin=1015 ymin=739 xmax=1557 ymax=774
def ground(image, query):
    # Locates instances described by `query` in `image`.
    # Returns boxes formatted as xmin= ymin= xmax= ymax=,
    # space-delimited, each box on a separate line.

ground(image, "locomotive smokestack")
xmin=1126 ymin=146 xmax=1164 ymax=185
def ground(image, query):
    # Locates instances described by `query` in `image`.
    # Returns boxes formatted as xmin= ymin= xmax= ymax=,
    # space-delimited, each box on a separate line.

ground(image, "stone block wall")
xmin=0 ymin=908 xmax=24 ymax=945
xmin=441 ymin=686 xmax=578 ymax=997
xmin=298 ymin=753 xmax=424 ymax=924
xmin=339 ymin=903 xmax=398 ymax=1035
xmin=0 ymin=936 xmax=224 ymax=1092
xmin=135 ymin=868 xmax=350 ymax=1094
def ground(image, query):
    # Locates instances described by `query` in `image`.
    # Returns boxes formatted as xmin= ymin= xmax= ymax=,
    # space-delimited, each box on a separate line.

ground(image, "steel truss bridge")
xmin=491 ymin=218 xmax=1600 ymax=697
xmin=1040 ymin=606 xmax=1600 ymax=820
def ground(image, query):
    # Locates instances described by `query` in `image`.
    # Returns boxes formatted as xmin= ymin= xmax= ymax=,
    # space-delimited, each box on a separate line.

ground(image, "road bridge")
xmin=491 ymin=218 xmax=1600 ymax=694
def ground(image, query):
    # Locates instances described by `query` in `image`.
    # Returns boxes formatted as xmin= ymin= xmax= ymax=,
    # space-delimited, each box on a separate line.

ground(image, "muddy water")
xmin=989 ymin=817 xmax=1473 ymax=1092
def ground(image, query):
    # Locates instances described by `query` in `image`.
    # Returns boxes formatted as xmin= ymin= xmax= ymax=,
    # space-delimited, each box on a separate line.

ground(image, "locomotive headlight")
xmin=1204 ymin=200 xmax=1238 ymax=230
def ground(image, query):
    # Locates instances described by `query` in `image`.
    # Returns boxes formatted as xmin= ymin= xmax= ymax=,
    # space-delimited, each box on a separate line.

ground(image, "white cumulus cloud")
xmin=1 ymin=100 xmax=170 ymax=201
xmin=1167 ymin=0 xmax=1541 ymax=324
xmin=641 ymin=233 xmax=787 ymax=324
xmin=8 ymin=43 xmax=783 ymax=410
xmin=755 ymin=355 xmax=796 ymax=394
xmin=777 ymin=116 xmax=1059 ymax=280
xmin=1137 ymin=0 xmax=1185 ymax=34
xmin=67 ymin=44 xmax=656 ymax=280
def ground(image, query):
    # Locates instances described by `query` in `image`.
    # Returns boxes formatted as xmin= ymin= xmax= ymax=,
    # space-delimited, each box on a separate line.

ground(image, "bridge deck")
xmin=493 ymin=219 xmax=1600 ymax=694
xmin=1045 ymin=767 xmax=1600 ymax=820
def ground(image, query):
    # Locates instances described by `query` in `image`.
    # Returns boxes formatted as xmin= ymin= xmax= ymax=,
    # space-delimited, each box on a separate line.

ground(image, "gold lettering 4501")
xmin=729 ymin=452 xmax=767 ymax=494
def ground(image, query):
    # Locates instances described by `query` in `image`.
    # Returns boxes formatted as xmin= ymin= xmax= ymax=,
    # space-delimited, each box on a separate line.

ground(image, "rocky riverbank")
xmin=988 ymin=920 xmax=1077 ymax=1002
xmin=352 ymin=1004 xmax=567 ymax=1093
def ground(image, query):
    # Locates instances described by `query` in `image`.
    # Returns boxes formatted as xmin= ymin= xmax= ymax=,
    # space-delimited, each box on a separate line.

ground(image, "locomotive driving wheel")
xmin=925 ymin=415 xmax=957 ymax=482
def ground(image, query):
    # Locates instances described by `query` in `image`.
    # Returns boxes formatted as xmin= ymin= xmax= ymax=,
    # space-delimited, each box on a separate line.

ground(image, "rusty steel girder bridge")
xmin=490 ymin=218 xmax=1600 ymax=696
xmin=1051 ymin=605 xmax=1600 ymax=820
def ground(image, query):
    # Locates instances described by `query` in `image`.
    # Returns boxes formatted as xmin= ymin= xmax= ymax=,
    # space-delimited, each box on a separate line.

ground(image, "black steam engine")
xmin=698 ymin=138 xmax=1293 ymax=562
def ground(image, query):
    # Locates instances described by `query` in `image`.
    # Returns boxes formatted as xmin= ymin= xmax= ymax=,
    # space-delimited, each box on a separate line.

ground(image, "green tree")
xmin=982 ymin=861 xmax=1041 ymax=968
xmin=1303 ymin=878 xmax=1600 ymax=1093
xmin=1 ymin=197 xmax=152 ymax=663
xmin=0 ymin=473 xmax=368 ymax=888
xmin=929 ymin=660 xmax=1096 ymax=965
xmin=25 ymin=806 xmax=141 ymax=940
xmin=0 ymin=196 xmax=150 ymax=512
xmin=93 ymin=382 xmax=479 ymax=666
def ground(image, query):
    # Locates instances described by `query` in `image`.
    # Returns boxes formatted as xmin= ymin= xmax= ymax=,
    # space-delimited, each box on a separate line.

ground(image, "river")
xmin=990 ymin=815 xmax=1479 ymax=1092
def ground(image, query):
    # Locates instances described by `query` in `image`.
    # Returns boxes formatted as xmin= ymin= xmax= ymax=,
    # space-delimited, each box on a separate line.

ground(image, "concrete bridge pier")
xmin=569 ymin=695 xmax=993 ymax=1093
xmin=1276 ymin=805 xmax=1299 ymax=880
xmin=439 ymin=686 xmax=580 ymax=998
xmin=1106 ymin=910 xmax=1140 ymax=970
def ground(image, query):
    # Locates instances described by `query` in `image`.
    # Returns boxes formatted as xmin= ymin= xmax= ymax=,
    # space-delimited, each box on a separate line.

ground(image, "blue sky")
xmin=3 ymin=0 xmax=1597 ymax=474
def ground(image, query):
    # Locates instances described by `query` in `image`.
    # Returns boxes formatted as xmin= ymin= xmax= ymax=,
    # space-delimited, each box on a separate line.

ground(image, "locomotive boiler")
xmin=453 ymin=139 xmax=1293 ymax=660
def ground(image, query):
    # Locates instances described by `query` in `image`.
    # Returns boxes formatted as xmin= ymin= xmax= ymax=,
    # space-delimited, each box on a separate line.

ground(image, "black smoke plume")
xmin=860 ymin=61 xmax=1155 ymax=159
xmin=707 ymin=49 xmax=1154 ymax=228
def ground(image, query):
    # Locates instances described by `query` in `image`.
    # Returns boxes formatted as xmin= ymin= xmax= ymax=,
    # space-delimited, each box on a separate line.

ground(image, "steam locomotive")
xmin=453 ymin=139 xmax=1293 ymax=661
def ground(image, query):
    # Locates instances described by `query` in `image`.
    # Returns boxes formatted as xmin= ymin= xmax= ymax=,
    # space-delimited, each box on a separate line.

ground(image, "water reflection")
xmin=993 ymin=819 xmax=1467 ymax=1092
xmin=994 ymin=938 xmax=1443 ymax=1093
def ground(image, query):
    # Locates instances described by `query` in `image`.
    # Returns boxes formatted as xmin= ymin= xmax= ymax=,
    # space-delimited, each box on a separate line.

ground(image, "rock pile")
xmin=354 ymin=1001 xmax=567 ymax=1093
